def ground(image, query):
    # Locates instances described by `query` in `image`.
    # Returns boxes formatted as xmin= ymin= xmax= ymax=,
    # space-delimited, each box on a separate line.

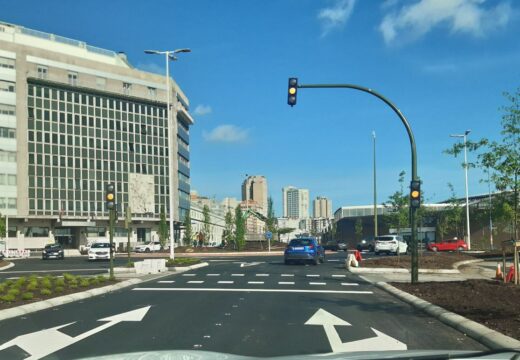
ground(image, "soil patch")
xmin=362 ymin=253 xmax=476 ymax=269
xmin=0 ymin=260 xmax=10 ymax=268
xmin=393 ymin=280 xmax=520 ymax=340
xmin=174 ymin=241 xmax=286 ymax=253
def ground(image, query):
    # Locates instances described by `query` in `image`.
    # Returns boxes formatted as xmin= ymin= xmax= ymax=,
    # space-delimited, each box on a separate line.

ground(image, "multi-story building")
xmin=242 ymin=175 xmax=268 ymax=215
xmin=189 ymin=196 xmax=225 ymax=246
xmin=282 ymin=186 xmax=309 ymax=219
xmin=313 ymin=196 xmax=332 ymax=219
xmin=0 ymin=21 xmax=194 ymax=251
xmin=240 ymin=200 xmax=265 ymax=235
xmin=221 ymin=197 xmax=239 ymax=213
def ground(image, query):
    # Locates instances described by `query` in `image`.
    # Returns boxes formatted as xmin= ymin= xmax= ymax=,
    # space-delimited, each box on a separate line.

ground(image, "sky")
xmin=2 ymin=0 xmax=520 ymax=216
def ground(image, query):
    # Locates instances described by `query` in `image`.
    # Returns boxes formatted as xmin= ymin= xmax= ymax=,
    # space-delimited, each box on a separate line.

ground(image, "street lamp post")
xmin=372 ymin=131 xmax=378 ymax=240
xmin=145 ymin=48 xmax=191 ymax=260
xmin=450 ymin=130 xmax=471 ymax=250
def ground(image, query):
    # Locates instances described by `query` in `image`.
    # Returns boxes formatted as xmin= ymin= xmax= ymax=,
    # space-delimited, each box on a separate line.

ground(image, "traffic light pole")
xmin=298 ymin=83 xmax=419 ymax=283
xmin=109 ymin=208 xmax=115 ymax=280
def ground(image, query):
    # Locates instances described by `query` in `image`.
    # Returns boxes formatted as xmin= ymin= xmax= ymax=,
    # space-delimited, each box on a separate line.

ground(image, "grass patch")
xmin=55 ymin=286 xmax=64 ymax=293
xmin=21 ymin=292 xmax=34 ymax=300
xmin=165 ymin=257 xmax=201 ymax=267
xmin=126 ymin=261 xmax=135 ymax=268
xmin=79 ymin=279 xmax=90 ymax=287
xmin=97 ymin=275 xmax=107 ymax=283
xmin=40 ymin=288 xmax=52 ymax=296
xmin=0 ymin=294 xmax=15 ymax=302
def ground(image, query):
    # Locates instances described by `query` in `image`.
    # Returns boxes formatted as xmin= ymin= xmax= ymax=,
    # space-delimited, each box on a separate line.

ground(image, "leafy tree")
xmin=0 ymin=214 xmax=5 ymax=239
xmin=158 ymin=207 xmax=168 ymax=249
xmin=234 ymin=206 xmax=246 ymax=251
xmin=182 ymin=210 xmax=193 ymax=246
xmin=355 ymin=218 xmax=363 ymax=242
xmin=436 ymin=183 xmax=464 ymax=240
xmin=202 ymin=205 xmax=211 ymax=245
xmin=445 ymin=87 xmax=519 ymax=239
xmin=224 ymin=210 xmax=234 ymax=247
xmin=382 ymin=171 xmax=409 ymax=234
xmin=266 ymin=197 xmax=277 ymax=234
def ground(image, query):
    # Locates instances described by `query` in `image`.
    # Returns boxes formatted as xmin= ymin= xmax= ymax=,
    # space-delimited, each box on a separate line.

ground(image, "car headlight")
xmin=88 ymin=251 xmax=94 ymax=255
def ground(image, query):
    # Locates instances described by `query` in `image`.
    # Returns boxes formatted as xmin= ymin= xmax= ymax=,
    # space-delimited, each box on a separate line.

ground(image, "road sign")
xmin=265 ymin=231 xmax=272 ymax=240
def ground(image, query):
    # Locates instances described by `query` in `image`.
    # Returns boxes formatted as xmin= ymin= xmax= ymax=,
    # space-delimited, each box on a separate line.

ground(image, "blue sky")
xmin=3 ymin=0 xmax=520 ymax=216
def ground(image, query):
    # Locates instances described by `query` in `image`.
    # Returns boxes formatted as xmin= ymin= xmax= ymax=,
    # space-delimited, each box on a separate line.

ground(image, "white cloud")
xmin=379 ymin=0 xmax=512 ymax=45
xmin=136 ymin=62 xmax=164 ymax=75
xmin=193 ymin=104 xmax=212 ymax=116
xmin=317 ymin=0 xmax=356 ymax=37
xmin=203 ymin=125 xmax=249 ymax=143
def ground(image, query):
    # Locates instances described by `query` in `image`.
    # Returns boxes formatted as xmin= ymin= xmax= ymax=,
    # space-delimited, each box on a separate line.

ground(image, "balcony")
xmin=177 ymin=125 xmax=189 ymax=145
xmin=177 ymin=145 xmax=189 ymax=161
xmin=178 ymin=161 xmax=190 ymax=177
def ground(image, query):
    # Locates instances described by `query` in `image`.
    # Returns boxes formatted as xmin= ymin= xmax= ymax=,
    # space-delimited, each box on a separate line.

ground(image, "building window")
xmin=0 ymin=104 xmax=15 ymax=115
xmin=0 ymin=80 xmax=15 ymax=93
xmin=0 ymin=127 xmax=16 ymax=138
xmin=37 ymin=65 xmax=48 ymax=79
xmin=0 ymin=151 xmax=16 ymax=162
xmin=25 ymin=227 xmax=49 ymax=237
xmin=96 ymin=77 xmax=106 ymax=89
xmin=148 ymin=87 xmax=156 ymax=99
xmin=7 ymin=174 xmax=16 ymax=185
xmin=7 ymin=198 xmax=16 ymax=209
xmin=68 ymin=72 xmax=78 ymax=86
xmin=0 ymin=57 xmax=15 ymax=69
xmin=123 ymin=82 xmax=132 ymax=95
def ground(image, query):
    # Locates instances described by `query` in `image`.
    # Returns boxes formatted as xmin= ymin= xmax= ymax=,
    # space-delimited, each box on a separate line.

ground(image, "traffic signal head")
xmin=106 ymin=183 xmax=116 ymax=210
xmin=410 ymin=180 xmax=421 ymax=209
xmin=288 ymin=77 xmax=298 ymax=106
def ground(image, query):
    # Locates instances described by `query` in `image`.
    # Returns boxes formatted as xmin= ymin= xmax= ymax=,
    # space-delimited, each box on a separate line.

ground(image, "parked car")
xmin=88 ymin=242 xmax=113 ymax=261
xmin=427 ymin=238 xmax=468 ymax=252
xmin=135 ymin=241 xmax=163 ymax=253
xmin=322 ymin=240 xmax=347 ymax=251
xmin=42 ymin=244 xmax=64 ymax=260
xmin=357 ymin=238 xmax=374 ymax=252
xmin=284 ymin=237 xmax=325 ymax=265
xmin=374 ymin=235 xmax=408 ymax=255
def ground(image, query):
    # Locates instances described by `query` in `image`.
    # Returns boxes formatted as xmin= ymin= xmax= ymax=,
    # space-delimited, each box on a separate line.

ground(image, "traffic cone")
xmin=495 ymin=263 xmax=503 ymax=280
xmin=355 ymin=250 xmax=362 ymax=262
xmin=505 ymin=265 xmax=515 ymax=283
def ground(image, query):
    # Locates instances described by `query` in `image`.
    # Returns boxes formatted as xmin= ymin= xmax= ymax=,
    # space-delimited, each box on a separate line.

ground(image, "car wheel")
xmin=457 ymin=246 xmax=464 ymax=251
xmin=312 ymin=257 xmax=319 ymax=265
xmin=319 ymin=255 xmax=325 ymax=263
xmin=145 ymin=248 xmax=150 ymax=253
xmin=432 ymin=246 xmax=438 ymax=252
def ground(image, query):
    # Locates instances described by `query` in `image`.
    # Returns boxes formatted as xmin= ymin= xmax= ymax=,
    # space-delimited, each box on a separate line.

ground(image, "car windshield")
xmin=2 ymin=0 xmax=517 ymax=358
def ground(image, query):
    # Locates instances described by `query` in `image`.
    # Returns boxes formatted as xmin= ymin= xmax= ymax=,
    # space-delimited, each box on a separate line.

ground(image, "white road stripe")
xmin=158 ymin=281 xmax=175 ymax=283
xmin=309 ymin=282 xmax=327 ymax=285
xmin=133 ymin=288 xmax=373 ymax=294
xmin=231 ymin=274 xmax=245 ymax=277
xmin=256 ymin=274 xmax=269 ymax=277
xmin=182 ymin=274 xmax=196 ymax=277
xmin=248 ymin=281 xmax=264 ymax=284
xmin=2 ymin=269 xmax=105 ymax=274
xmin=187 ymin=280 xmax=204 ymax=284
xmin=341 ymin=283 xmax=359 ymax=286
xmin=331 ymin=274 xmax=346 ymax=278
xmin=281 ymin=274 xmax=294 ymax=277
xmin=206 ymin=274 xmax=221 ymax=276
xmin=278 ymin=281 xmax=295 ymax=285
xmin=306 ymin=274 xmax=320 ymax=277
xmin=218 ymin=281 xmax=234 ymax=284
xmin=327 ymin=259 xmax=340 ymax=262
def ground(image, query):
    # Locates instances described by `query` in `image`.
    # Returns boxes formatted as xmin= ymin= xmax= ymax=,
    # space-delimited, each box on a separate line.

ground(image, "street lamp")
xmin=145 ymin=48 xmax=191 ymax=260
xmin=450 ymin=130 xmax=471 ymax=250
xmin=372 ymin=131 xmax=378 ymax=239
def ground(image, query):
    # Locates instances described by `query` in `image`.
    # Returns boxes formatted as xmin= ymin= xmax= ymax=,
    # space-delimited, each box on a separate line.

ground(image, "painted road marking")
xmin=309 ymin=282 xmax=327 ymax=286
xmin=327 ymin=259 xmax=340 ymax=262
xmin=248 ymin=281 xmax=264 ymax=284
xmin=231 ymin=274 xmax=245 ymax=277
xmin=2 ymin=269 xmax=105 ymax=274
xmin=255 ymin=274 xmax=269 ymax=277
xmin=307 ymin=274 xmax=320 ymax=278
xmin=331 ymin=275 xmax=346 ymax=278
xmin=341 ymin=283 xmax=359 ymax=286
xmin=187 ymin=280 xmax=204 ymax=284
xmin=158 ymin=281 xmax=175 ymax=284
xmin=206 ymin=274 xmax=221 ymax=276
xmin=281 ymin=274 xmax=294 ymax=277
xmin=218 ymin=281 xmax=234 ymax=284
xmin=278 ymin=281 xmax=295 ymax=285
xmin=133 ymin=288 xmax=373 ymax=294
xmin=182 ymin=274 xmax=196 ymax=277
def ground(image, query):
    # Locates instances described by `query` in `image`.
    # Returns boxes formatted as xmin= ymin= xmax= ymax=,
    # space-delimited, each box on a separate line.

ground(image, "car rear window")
xmin=45 ymin=244 xmax=61 ymax=249
xmin=92 ymin=243 xmax=110 ymax=248
xmin=289 ymin=239 xmax=314 ymax=246
xmin=376 ymin=236 xmax=395 ymax=241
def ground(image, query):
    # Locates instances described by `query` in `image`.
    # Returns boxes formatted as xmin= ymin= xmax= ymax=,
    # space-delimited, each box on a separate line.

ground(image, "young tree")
xmin=234 ymin=206 xmax=246 ymax=251
xmin=266 ymin=197 xmax=277 ymax=234
xmin=202 ymin=205 xmax=211 ymax=245
xmin=158 ymin=207 xmax=168 ymax=249
xmin=224 ymin=210 xmax=234 ymax=247
xmin=0 ymin=214 xmax=5 ymax=239
xmin=383 ymin=171 xmax=409 ymax=234
xmin=182 ymin=210 xmax=193 ymax=246
xmin=355 ymin=218 xmax=363 ymax=242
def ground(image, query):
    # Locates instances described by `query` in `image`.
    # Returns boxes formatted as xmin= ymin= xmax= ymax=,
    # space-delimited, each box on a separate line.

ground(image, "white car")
xmin=374 ymin=235 xmax=408 ymax=255
xmin=134 ymin=241 xmax=163 ymax=253
xmin=88 ymin=242 xmax=113 ymax=261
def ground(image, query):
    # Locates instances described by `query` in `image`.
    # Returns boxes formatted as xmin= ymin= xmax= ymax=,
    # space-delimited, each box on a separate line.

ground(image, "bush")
xmin=26 ymin=281 xmax=39 ymax=291
xmin=15 ymin=277 xmax=27 ymax=287
xmin=89 ymin=277 xmax=99 ymax=286
xmin=79 ymin=279 xmax=90 ymax=287
xmin=4 ymin=280 xmax=13 ymax=287
xmin=0 ymin=284 xmax=6 ymax=293
xmin=63 ymin=273 xmax=76 ymax=282
xmin=166 ymin=257 xmax=200 ymax=267
xmin=0 ymin=293 xmax=16 ymax=302
xmin=7 ymin=288 xmax=20 ymax=297
xmin=97 ymin=275 xmax=107 ymax=283
xmin=126 ymin=261 xmax=134 ymax=268
xmin=54 ymin=278 xmax=65 ymax=287
xmin=41 ymin=278 xmax=52 ymax=289
xmin=55 ymin=286 xmax=64 ymax=293
xmin=69 ymin=284 xmax=78 ymax=289
xmin=40 ymin=288 xmax=52 ymax=296
xmin=22 ymin=292 xmax=34 ymax=300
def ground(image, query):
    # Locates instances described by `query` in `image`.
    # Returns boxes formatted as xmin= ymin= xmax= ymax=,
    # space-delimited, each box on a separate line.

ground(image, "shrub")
xmin=28 ymin=275 xmax=38 ymax=282
xmin=79 ymin=279 xmax=90 ymax=287
xmin=4 ymin=280 xmax=13 ymax=287
xmin=22 ymin=292 xmax=34 ymax=300
xmin=97 ymin=275 xmax=107 ymax=283
xmin=26 ymin=281 xmax=39 ymax=291
xmin=89 ymin=277 xmax=99 ymax=286
xmin=69 ymin=284 xmax=78 ymax=289
xmin=0 ymin=284 xmax=6 ymax=293
xmin=7 ymin=288 xmax=20 ymax=297
xmin=15 ymin=277 xmax=27 ymax=287
xmin=54 ymin=278 xmax=65 ymax=287
xmin=63 ymin=273 xmax=76 ymax=282
xmin=40 ymin=288 xmax=52 ymax=296
xmin=0 ymin=293 xmax=16 ymax=302
xmin=55 ymin=286 xmax=65 ymax=293
xmin=41 ymin=278 xmax=52 ymax=289
xmin=126 ymin=261 xmax=134 ymax=268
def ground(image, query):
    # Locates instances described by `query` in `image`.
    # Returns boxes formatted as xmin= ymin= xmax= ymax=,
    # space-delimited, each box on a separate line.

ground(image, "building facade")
xmin=313 ymin=196 xmax=332 ymax=219
xmin=241 ymin=175 xmax=268 ymax=215
xmin=190 ymin=199 xmax=225 ymax=246
xmin=282 ymin=186 xmax=309 ymax=219
xmin=0 ymin=21 xmax=193 ymax=250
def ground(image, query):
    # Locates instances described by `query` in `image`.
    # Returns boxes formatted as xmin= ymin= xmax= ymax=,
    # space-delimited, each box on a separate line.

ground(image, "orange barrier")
xmin=355 ymin=250 xmax=362 ymax=262
xmin=505 ymin=265 xmax=515 ymax=283
xmin=495 ymin=263 xmax=503 ymax=280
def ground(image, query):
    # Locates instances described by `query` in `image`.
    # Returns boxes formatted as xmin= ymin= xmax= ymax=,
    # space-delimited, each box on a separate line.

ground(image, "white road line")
xmin=327 ymin=259 xmax=340 ymax=262
xmin=182 ymin=274 xmax=196 ymax=277
xmin=281 ymin=274 xmax=294 ymax=277
xmin=306 ymin=274 xmax=320 ymax=277
xmin=187 ymin=280 xmax=204 ymax=284
xmin=278 ymin=281 xmax=295 ymax=285
xmin=2 ymin=269 xmax=105 ymax=274
xmin=331 ymin=274 xmax=346 ymax=278
xmin=218 ymin=281 xmax=234 ymax=284
xmin=231 ymin=274 xmax=245 ymax=277
xmin=206 ymin=274 xmax=221 ymax=276
xmin=248 ymin=281 xmax=264 ymax=284
xmin=255 ymin=274 xmax=269 ymax=277
xmin=133 ymin=288 xmax=373 ymax=294
xmin=341 ymin=283 xmax=359 ymax=286
xmin=158 ymin=281 xmax=175 ymax=284
xmin=309 ymin=282 xmax=327 ymax=286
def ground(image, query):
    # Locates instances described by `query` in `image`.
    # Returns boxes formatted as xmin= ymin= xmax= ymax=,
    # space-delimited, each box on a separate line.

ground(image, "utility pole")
xmin=106 ymin=183 xmax=116 ymax=280
xmin=125 ymin=206 xmax=132 ymax=265
xmin=373 ymin=131 xmax=378 ymax=239
xmin=487 ymin=168 xmax=493 ymax=250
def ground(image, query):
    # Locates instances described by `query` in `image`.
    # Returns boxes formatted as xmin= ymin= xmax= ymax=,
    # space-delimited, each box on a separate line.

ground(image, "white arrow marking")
xmin=305 ymin=308 xmax=407 ymax=353
xmin=0 ymin=306 xmax=151 ymax=360
xmin=240 ymin=261 xmax=264 ymax=267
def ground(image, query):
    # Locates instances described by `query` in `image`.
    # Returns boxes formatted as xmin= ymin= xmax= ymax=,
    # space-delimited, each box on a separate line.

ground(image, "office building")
xmin=313 ymin=196 xmax=332 ymax=219
xmin=242 ymin=175 xmax=268 ymax=215
xmin=0 ymin=21 xmax=193 ymax=250
xmin=282 ymin=186 xmax=309 ymax=219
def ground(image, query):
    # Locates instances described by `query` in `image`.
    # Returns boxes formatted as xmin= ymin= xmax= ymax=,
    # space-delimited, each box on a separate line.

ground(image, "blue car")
xmin=284 ymin=237 xmax=325 ymax=265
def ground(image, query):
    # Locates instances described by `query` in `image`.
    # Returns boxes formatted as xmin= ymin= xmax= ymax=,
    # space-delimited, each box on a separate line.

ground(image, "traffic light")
xmin=106 ymin=183 xmax=116 ymax=210
xmin=410 ymin=180 xmax=421 ymax=209
xmin=288 ymin=77 xmax=298 ymax=106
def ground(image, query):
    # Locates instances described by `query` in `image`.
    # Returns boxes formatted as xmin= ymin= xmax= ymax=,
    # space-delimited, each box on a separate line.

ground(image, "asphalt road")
xmin=0 ymin=252 xmax=486 ymax=359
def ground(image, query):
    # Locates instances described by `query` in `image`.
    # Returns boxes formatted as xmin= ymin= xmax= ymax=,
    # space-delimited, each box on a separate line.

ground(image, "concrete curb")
xmin=169 ymin=261 xmax=209 ymax=272
xmin=452 ymin=259 xmax=484 ymax=269
xmin=0 ymin=278 xmax=142 ymax=322
xmin=0 ymin=262 xmax=14 ymax=271
xmin=375 ymin=282 xmax=520 ymax=350
xmin=348 ymin=266 xmax=460 ymax=274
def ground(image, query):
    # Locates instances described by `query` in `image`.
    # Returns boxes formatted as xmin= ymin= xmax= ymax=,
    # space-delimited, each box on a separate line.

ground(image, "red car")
xmin=427 ymin=238 xmax=468 ymax=252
